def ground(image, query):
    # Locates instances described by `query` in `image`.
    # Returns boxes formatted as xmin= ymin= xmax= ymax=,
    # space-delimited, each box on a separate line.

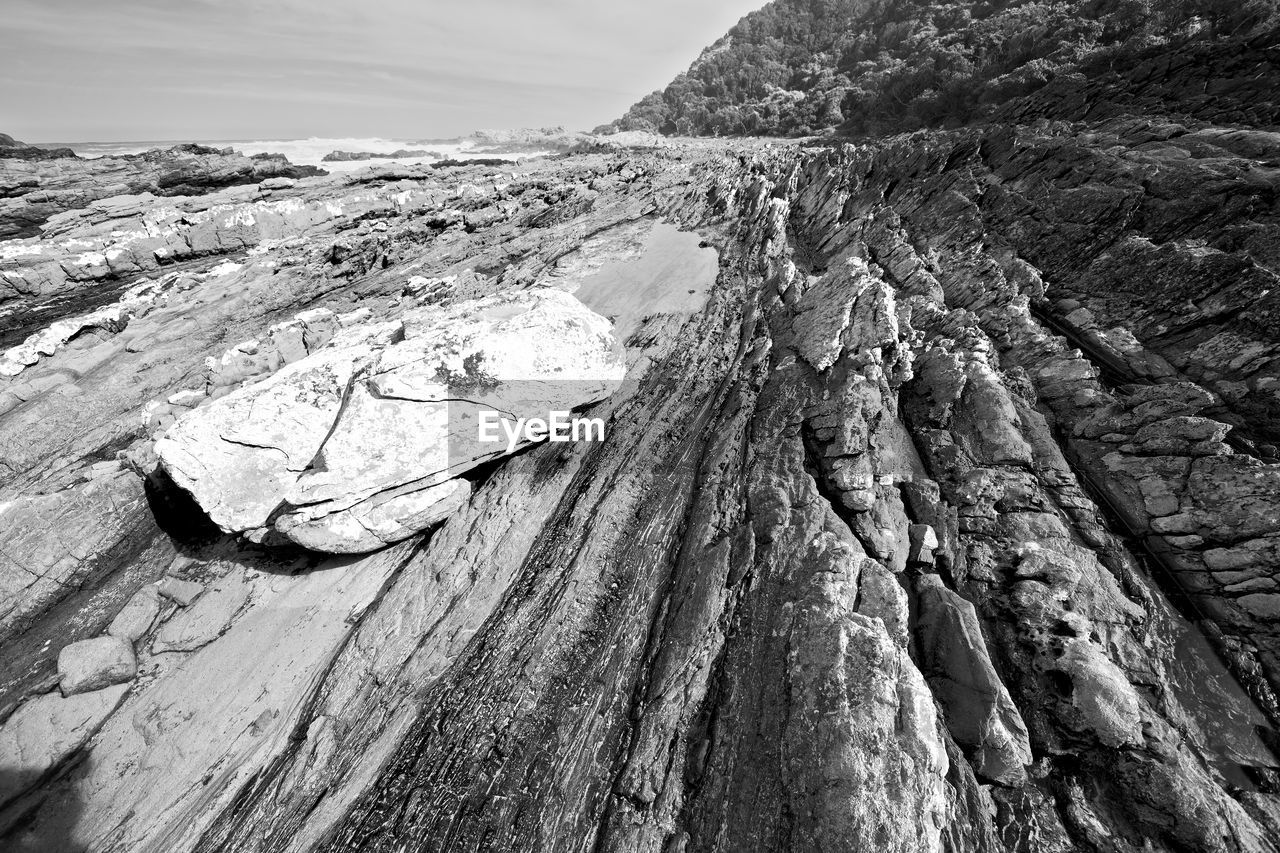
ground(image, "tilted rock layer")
xmin=0 ymin=141 xmax=322 ymax=240
xmin=0 ymin=113 xmax=1278 ymax=853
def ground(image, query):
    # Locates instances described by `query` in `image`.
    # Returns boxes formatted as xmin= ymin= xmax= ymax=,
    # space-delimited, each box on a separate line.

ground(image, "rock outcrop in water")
xmin=321 ymin=149 xmax=440 ymax=162
xmin=0 ymin=135 xmax=77 ymax=162
xmin=2 ymin=35 xmax=1280 ymax=853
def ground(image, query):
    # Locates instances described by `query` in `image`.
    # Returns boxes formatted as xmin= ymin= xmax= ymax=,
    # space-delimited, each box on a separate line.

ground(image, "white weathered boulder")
xmin=157 ymin=288 xmax=626 ymax=553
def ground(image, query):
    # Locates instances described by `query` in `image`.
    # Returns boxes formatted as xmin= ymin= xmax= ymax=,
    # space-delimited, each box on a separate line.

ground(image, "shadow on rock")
xmin=0 ymin=767 xmax=86 ymax=853
xmin=142 ymin=467 xmax=223 ymax=551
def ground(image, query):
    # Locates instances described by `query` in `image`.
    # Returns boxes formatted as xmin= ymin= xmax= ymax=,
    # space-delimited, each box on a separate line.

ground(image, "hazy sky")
xmin=3 ymin=0 xmax=764 ymax=143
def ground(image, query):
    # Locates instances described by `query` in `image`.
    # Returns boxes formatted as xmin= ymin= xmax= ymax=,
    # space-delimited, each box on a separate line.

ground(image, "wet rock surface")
xmin=0 ymin=109 xmax=1278 ymax=853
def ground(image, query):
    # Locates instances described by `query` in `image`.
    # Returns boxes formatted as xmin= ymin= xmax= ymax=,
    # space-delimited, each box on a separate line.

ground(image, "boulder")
xmin=907 ymin=523 xmax=939 ymax=564
xmin=1237 ymin=593 xmax=1280 ymax=621
xmin=157 ymin=288 xmax=626 ymax=553
xmin=58 ymin=635 xmax=138 ymax=696
xmin=278 ymin=478 xmax=472 ymax=554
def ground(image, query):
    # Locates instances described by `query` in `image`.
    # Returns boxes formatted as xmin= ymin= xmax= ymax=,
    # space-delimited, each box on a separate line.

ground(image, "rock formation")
xmin=2 ymin=17 xmax=1280 ymax=853
xmin=156 ymin=287 xmax=626 ymax=553
xmin=0 ymin=135 xmax=77 ymax=161
xmin=0 ymin=141 xmax=324 ymax=240
xmin=322 ymin=149 xmax=440 ymax=162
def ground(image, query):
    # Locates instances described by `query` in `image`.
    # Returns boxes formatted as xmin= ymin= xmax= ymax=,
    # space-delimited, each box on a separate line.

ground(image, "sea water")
xmin=34 ymin=136 xmax=557 ymax=172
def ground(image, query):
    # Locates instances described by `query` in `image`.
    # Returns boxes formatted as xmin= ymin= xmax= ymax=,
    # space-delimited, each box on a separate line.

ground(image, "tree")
xmin=614 ymin=0 xmax=1280 ymax=137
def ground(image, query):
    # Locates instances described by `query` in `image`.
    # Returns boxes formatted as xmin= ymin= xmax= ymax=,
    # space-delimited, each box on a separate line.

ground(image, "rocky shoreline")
xmin=0 ymin=109 xmax=1277 ymax=853
xmin=0 ymin=138 xmax=323 ymax=241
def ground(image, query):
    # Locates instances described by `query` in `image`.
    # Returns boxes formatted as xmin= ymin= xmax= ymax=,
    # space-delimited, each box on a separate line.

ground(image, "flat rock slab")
xmin=152 ymin=576 xmax=253 ymax=654
xmin=157 ymin=288 xmax=626 ymax=553
xmin=157 ymin=577 xmax=203 ymax=606
xmin=0 ymin=469 xmax=149 ymax=636
xmin=107 ymin=585 xmax=162 ymax=642
xmin=0 ymin=684 xmax=129 ymax=805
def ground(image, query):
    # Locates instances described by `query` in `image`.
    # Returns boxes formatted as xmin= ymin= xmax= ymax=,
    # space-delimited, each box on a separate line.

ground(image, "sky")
xmin=2 ymin=0 xmax=765 ymax=143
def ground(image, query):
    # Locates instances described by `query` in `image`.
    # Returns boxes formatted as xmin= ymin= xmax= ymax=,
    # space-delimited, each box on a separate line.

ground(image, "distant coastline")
xmin=31 ymin=133 xmax=575 ymax=170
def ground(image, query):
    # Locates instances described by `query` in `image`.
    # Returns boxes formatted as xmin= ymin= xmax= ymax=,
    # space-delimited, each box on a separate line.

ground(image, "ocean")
xmin=36 ymin=136 xmax=560 ymax=172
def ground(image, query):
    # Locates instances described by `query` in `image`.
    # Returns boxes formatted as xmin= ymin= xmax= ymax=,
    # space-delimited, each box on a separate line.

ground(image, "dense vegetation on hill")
xmin=607 ymin=0 xmax=1280 ymax=136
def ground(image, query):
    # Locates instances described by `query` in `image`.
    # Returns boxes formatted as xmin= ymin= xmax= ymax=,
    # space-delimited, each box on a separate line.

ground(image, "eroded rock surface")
xmin=0 ymin=107 xmax=1278 ymax=853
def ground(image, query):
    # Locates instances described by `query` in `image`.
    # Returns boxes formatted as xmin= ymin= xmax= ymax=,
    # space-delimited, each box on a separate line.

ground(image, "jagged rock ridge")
xmin=1 ymin=21 xmax=1280 ymax=853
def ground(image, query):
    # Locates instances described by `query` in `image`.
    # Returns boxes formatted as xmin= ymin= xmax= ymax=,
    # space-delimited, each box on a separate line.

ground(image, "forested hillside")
xmin=609 ymin=0 xmax=1280 ymax=136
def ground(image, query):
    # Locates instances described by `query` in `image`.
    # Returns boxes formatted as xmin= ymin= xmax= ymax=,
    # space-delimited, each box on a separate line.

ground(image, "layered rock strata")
xmin=0 ymin=117 xmax=1277 ymax=853
xmin=0 ymin=140 xmax=323 ymax=241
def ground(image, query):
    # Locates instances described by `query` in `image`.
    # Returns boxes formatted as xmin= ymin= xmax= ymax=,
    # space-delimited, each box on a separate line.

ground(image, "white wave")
xmin=67 ymin=141 xmax=162 ymax=158
xmin=229 ymin=137 xmax=443 ymax=166
xmin=61 ymin=136 xmax=557 ymax=170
